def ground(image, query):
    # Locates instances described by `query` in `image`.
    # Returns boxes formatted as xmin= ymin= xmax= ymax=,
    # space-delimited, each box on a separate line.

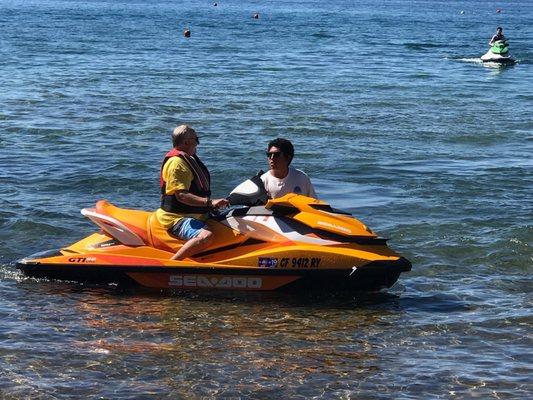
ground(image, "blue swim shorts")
xmin=170 ymin=218 xmax=206 ymax=241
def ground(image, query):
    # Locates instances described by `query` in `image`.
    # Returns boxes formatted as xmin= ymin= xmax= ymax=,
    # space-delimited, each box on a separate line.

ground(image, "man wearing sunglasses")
xmin=156 ymin=124 xmax=229 ymax=260
xmin=261 ymin=138 xmax=316 ymax=199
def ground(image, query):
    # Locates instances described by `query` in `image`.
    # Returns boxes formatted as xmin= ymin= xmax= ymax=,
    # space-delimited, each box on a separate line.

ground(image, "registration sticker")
xmin=258 ymin=257 xmax=278 ymax=268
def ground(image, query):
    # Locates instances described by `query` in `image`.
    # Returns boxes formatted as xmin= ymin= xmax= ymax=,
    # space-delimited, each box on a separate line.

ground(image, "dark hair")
xmin=268 ymin=138 xmax=294 ymax=164
xmin=497 ymin=26 xmax=503 ymax=31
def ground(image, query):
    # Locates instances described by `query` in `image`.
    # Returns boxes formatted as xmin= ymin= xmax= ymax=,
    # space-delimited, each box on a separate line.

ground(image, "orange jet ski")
xmin=17 ymin=175 xmax=411 ymax=292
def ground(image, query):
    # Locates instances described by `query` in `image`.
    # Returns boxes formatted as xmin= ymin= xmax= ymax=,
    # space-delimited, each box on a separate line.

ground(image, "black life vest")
xmin=160 ymin=149 xmax=212 ymax=214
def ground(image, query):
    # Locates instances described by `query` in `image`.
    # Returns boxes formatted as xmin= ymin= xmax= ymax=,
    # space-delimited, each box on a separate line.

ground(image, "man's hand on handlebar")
xmin=211 ymin=198 xmax=229 ymax=210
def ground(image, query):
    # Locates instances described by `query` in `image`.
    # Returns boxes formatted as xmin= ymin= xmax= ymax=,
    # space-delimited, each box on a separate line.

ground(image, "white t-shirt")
xmin=260 ymin=167 xmax=317 ymax=199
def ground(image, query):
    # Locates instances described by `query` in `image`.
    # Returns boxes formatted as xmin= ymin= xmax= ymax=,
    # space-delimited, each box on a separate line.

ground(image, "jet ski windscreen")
xmin=227 ymin=171 xmax=269 ymax=206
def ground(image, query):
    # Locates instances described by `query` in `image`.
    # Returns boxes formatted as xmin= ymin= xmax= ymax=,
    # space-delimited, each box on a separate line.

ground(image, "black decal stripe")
xmin=17 ymin=258 xmax=411 ymax=278
xmin=194 ymin=238 xmax=266 ymax=258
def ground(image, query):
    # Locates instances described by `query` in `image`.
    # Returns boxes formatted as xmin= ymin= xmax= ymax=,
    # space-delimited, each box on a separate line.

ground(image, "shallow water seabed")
xmin=1 ymin=0 xmax=532 ymax=398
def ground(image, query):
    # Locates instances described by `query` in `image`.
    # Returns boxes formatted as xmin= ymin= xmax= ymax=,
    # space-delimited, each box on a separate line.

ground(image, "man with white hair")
xmin=156 ymin=125 xmax=228 ymax=260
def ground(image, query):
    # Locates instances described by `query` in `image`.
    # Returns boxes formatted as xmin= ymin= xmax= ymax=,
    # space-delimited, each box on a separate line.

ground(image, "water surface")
xmin=1 ymin=0 xmax=532 ymax=398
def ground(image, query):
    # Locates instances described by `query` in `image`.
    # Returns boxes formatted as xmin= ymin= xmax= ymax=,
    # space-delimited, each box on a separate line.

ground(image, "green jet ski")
xmin=481 ymin=40 xmax=516 ymax=65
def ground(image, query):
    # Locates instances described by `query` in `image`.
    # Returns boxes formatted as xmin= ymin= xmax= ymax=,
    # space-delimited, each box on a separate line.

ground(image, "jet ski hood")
xmin=264 ymin=194 xmax=376 ymax=238
xmin=227 ymin=172 xmax=375 ymax=238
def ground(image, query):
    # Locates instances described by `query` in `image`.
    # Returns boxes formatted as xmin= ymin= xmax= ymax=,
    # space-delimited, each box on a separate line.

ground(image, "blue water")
xmin=1 ymin=0 xmax=532 ymax=398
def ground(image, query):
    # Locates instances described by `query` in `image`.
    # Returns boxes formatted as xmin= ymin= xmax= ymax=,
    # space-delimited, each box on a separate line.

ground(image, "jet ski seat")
xmin=146 ymin=213 xmax=247 ymax=257
xmin=94 ymin=200 xmax=181 ymax=252
xmin=92 ymin=201 xmax=251 ymax=257
xmin=146 ymin=213 xmax=184 ymax=252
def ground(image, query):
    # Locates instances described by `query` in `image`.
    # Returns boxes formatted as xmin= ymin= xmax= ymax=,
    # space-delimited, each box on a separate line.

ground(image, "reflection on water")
xmin=1 ymin=263 xmax=531 ymax=398
xmin=2 ymin=279 xmax=402 ymax=397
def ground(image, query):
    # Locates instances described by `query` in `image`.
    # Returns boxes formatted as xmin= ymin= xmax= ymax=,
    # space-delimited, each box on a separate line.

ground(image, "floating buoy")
xmin=496 ymin=8 xmax=502 ymax=13
xmin=252 ymin=13 xmax=259 ymax=19
xmin=213 ymin=2 xmax=217 ymax=6
xmin=460 ymin=10 xmax=465 ymax=15
xmin=183 ymin=28 xmax=190 ymax=38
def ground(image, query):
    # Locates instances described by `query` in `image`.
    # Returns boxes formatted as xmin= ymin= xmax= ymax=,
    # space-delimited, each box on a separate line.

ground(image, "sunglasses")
xmin=266 ymin=151 xmax=283 ymax=159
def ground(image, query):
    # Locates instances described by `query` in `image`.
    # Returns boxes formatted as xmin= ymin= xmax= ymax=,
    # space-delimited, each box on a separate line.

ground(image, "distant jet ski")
xmin=481 ymin=40 xmax=516 ymax=64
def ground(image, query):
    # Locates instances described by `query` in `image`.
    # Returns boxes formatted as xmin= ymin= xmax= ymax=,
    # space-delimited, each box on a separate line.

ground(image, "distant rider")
xmin=489 ymin=27 xmax=507 ymax=46
xmin=156 ymin=125 xmax=228 ymax=260
xmin=261 ymin=138 xmax=317 ymax=199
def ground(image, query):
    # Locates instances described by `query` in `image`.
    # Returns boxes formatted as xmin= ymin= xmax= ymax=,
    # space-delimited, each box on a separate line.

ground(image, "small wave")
xmin=0 ymin=263 xmax=24 ymax=281
xmin=400 ymin=293 xmax=472 ymax=314
xmin=404 ymin=43 xmax=445 ymax=51
xmin=312 ymin=31 xmax=335 ymax=39
xmin=407 ymin=72 xmax=433 ymax=79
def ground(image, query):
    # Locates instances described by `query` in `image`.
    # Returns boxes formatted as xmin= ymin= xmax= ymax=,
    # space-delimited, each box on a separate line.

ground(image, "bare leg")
xmin=171 ymin=229 xmax=213 ymax=260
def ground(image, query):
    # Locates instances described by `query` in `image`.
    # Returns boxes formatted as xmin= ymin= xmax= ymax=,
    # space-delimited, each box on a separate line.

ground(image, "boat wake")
xmin=456 ymin=57 xmax=483 ymax=64
xmin=448 ymin=57 xmax=518 ymax=69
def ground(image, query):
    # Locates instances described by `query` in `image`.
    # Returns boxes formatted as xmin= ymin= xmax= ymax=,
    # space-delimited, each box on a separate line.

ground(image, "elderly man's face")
xmin=183 ymin=133 xmax=199 ymax=155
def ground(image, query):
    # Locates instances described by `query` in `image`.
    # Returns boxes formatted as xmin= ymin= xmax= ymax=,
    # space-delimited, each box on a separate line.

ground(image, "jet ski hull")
xmin=480 ymin=50 xmax=516 ymax=64
xmin=17 ymin=252 xmax=411 ymax=292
